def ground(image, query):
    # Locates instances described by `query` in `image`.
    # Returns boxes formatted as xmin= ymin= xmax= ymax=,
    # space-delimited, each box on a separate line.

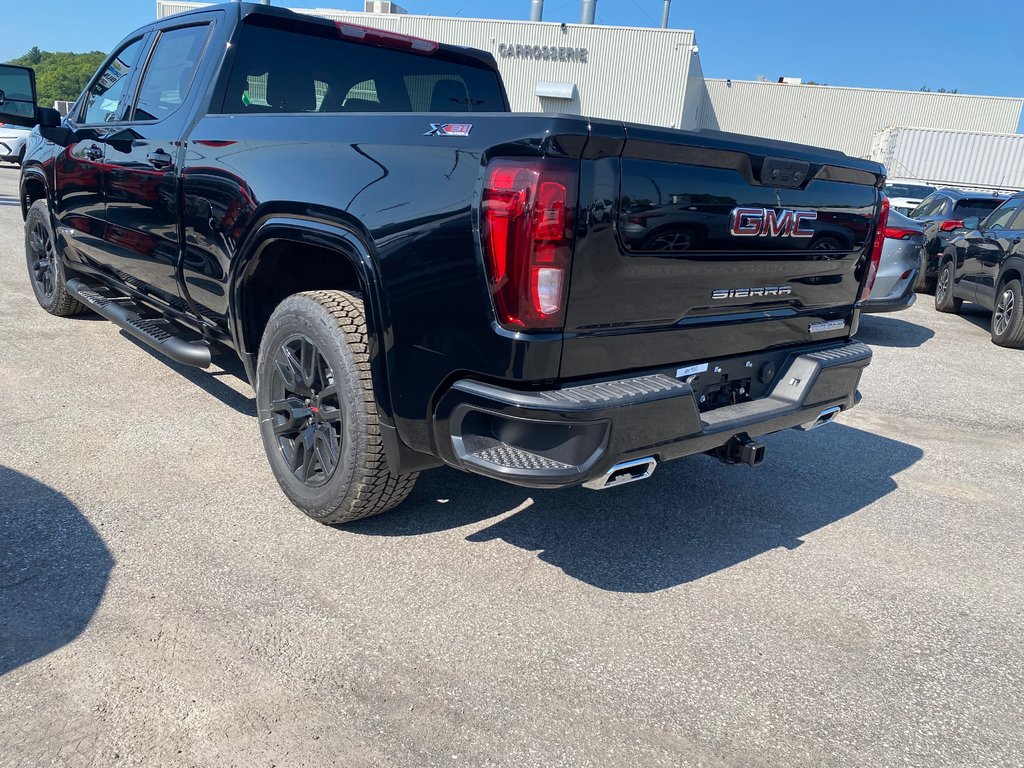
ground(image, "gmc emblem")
xmin=729 ymin=207 xmax=817 ymax=238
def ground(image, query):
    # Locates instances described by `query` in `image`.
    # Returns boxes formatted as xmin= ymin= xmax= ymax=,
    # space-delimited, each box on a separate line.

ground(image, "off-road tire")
xmin=25 ymin=199 xmax=86 ymax=316
xmin=255 ymin=290 xmax=418 ymax=524
xmin=991 ymin=279 xmax=1024 ymax=348
xmin=934 ymin=260 xmax=962 ymax=314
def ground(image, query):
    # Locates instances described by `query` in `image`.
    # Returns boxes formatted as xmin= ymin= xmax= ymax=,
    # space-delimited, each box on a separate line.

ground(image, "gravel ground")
xmin=1 ymin=164 xmax=1022 ymax=768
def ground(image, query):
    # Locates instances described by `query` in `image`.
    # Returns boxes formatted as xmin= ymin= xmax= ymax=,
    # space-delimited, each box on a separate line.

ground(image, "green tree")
xmin=6 ymin=49 xmax=107 ymax=108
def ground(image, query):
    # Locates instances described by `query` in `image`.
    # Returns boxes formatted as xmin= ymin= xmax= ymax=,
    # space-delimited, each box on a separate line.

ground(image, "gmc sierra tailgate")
xmin=561 ymin=123 xmax=885 ymax=378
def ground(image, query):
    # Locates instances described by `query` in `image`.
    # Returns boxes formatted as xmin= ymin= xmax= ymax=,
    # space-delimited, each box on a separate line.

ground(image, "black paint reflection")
xmin=616 ymin=160 xmax=875 ymax=256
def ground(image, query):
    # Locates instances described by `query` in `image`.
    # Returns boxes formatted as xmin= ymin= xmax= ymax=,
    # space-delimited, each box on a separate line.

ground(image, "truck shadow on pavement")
xmin=120 ymin=333 xmax=256 ymax=416
xmin=855 ymin=314 xmax=935 ymax=348
xmin=350 ymin=424 xmax=921 ymax=593
xmin=0 ymin=467 xmax=113 ymax=676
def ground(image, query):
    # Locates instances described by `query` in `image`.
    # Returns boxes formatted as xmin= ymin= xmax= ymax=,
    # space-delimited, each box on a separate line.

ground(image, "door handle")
xmin=146 ymin=150 xmax=173 ymax=169
xmin=83 ymin=146 xmax=103 ymax=161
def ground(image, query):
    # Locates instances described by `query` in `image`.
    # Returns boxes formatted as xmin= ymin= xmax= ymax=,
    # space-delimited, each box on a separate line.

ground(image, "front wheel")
xmin=934 ymin=260 xmax=962 ymax=314
xmin=25 ymin=199 xmax=86 ymax=317
xmin=991 ymin=279 xmax=1024 ymax=348
xmin=255 ymin=290 xmax=418 ymax=524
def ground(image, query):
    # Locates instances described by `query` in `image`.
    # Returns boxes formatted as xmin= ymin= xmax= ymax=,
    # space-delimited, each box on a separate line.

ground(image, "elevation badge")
xmin=424 ymin=123 xmax=473 ymax=137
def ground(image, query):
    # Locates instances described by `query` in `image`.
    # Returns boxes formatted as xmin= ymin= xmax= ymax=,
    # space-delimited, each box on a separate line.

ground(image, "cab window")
xmin=81 ymin=37 xmax=146 ymax=125
xmin=131 ymin=24 xmax=212 ymax=122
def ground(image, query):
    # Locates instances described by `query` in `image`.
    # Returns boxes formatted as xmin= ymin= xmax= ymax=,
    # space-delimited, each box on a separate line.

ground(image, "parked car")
xmin=862 ymin=209 xmax=922 ymax=313
xmin=910 ymin=188 xmax=1010 ymax=293
xmin=884 ymin=182 xmax=935 ymax=216
xmin=0 ymin=122 xmax=30 ymax=164
xmin=1 ymin=2 xmax=885 ymax=525
xmin=935 ymin=192 xmax=1024 ymax=347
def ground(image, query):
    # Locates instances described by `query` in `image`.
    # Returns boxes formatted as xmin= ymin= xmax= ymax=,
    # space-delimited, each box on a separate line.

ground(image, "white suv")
xmin=0 ymin=122 xmax=31 ymax=165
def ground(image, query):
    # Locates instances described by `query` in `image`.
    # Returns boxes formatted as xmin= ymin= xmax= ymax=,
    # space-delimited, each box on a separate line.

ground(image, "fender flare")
xmin=997 ymin=255 xmax=1024 ymax=291
xmin=228 ymin=215 xmax=394 ymax=422
xmin=18 ymin=166 xmax=49 ymax=219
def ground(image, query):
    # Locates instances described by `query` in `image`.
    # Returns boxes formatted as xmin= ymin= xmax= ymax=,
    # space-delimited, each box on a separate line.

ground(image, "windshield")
xmin=954 ymin=199 xmax=1005 ymax=218
xmin=885 ymin=184 xmax=934 ymax=199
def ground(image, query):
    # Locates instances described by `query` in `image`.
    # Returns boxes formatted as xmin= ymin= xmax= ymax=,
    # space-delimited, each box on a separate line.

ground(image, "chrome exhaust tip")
xmin=797 ymin=405 xmax=842 ymax=431
xmin=583 ymin=457 xmax=658 ymax=491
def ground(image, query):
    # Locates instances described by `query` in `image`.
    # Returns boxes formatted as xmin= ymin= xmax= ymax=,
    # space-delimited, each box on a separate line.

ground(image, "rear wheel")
xmin=934 ymin=260 xmax=962 ymax=314
xmin=255 ymin=290 xmax=418 ymax=524
xmin=25 ymin=200 xmax=86 ymax=317
xmin=913 ymin=251 xmax=935 ymax=294
xmin=991 ymin=279 xmax=1024 ymax=348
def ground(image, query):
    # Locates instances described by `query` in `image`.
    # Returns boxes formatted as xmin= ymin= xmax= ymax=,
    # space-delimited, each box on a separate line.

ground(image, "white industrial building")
xmin=158 ymin=1 xmax=1024 ymax=168
xmin=696 ymin=79 xmax=1022 ymax=159
xmin=870 ymin=126 xmax=1024 ymax=192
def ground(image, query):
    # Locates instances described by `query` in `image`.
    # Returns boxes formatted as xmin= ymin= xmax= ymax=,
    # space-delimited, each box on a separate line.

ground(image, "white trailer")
xmin=871 ymin=126 xmax=1024 ymax=193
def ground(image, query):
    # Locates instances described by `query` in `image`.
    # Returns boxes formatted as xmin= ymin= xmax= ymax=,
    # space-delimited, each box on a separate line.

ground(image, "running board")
xmin=67 ymin=278 xmax=212 ymax=369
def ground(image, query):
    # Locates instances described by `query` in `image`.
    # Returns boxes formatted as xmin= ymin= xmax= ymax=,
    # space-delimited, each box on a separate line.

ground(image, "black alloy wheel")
xmin=268 ymin=334 xmax=344 ymax=487
xmin=255 ymin=290 xmax=418 ymax=524
xmin=28 ymin=218 xmax=56 ymax=300
xmin=24 ymin=199 xmax=85 ymax=316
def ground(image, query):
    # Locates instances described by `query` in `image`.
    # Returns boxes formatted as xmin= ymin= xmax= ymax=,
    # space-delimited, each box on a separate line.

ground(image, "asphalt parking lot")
xmin=1 ymin=163 xmax=1022 ymax=768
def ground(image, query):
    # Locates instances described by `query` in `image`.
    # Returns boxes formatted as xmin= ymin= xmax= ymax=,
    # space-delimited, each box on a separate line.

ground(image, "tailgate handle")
xmin=761 ymin=157 xmax=810 ymax=188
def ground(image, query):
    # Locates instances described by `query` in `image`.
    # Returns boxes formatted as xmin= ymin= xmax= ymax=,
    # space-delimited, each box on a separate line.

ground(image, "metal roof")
xmin=697 ymin=79 xmax=1023 ymax=159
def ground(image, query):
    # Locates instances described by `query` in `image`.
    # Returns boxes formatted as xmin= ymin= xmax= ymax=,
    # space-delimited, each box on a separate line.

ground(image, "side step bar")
xmin=67 ymin=278 xmax=211 ymax=369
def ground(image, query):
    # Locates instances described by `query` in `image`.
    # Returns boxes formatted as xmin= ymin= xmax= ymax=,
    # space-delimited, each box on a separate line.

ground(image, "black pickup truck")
xmin=0 ymin=2 xmax=885 ymax=525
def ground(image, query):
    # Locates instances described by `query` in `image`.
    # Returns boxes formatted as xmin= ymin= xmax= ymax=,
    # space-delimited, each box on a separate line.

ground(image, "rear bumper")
xmin=862 ymin=274 xmax=917 ymax=313
xmin=433 ymin=340 xmax=871 ymax=489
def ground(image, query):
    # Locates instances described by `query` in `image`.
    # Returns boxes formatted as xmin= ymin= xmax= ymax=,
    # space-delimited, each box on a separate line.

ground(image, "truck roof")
xmin=159 ymin=2 xmax=501 ymax=73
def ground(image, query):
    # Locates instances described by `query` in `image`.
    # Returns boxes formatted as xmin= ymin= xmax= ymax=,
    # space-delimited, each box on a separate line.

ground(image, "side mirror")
xmin=37 ymin=107 xmax=62 ymax=128
xmin=0 ymin=64 xmax=39 ymax=127
xmin=962 ymin=216 xmax=981 ymax=231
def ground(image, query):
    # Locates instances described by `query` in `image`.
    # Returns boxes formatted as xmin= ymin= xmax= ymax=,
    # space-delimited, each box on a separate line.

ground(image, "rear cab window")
xmin=217 ymin=17 xmax=507 ymax=115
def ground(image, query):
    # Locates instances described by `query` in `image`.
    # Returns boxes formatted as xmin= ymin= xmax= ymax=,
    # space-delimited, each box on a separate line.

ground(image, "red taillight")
xmin=939 ymin=219 xmax=963 ymax=232
xmin=481 ymin=158 xmax=577 ymax=330
xmin=884 ymin=226 xmax=918 ymax=240
xmin=335 ymin=22 xmax=438 ymax=53
xmin=861 ymin=196 xmax=889 ymax=302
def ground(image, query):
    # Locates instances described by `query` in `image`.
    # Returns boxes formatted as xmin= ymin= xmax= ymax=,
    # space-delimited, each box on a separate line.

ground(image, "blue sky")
xmin=3 ymin=0 xmax=1023 ymax=116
